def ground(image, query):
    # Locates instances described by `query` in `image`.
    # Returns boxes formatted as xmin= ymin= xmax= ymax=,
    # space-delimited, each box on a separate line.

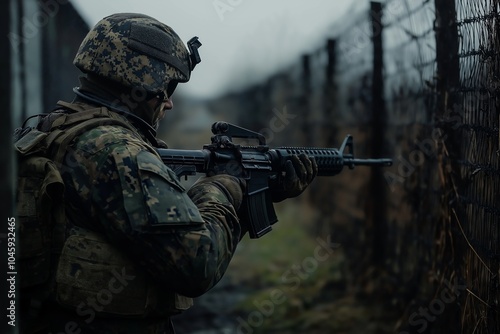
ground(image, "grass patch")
xmin=225 ymin=200 xmax=362 ymax=333
xmin=228 ymin=200 xmax=342 ymax=288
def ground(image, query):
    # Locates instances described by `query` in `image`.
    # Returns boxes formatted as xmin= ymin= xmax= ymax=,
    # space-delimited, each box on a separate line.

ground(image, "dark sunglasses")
xmin=155 ymin=81 xmax=179 ymax=102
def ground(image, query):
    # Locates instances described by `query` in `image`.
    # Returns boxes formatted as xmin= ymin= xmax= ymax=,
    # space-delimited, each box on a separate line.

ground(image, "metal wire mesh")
xmin=225 ymin=0 xmax=499 ymax=331
xmin=314 ymin=0 xmax=499 ymax=331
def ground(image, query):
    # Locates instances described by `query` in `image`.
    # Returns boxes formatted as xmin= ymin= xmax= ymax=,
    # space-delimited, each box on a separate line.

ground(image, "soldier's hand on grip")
xmin=270 ymin=153 xmax=318 ymax=202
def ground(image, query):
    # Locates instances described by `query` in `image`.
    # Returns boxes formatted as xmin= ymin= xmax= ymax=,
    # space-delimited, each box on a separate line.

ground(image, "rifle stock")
xmin=157 ymin=122 xmax=392 ymax=238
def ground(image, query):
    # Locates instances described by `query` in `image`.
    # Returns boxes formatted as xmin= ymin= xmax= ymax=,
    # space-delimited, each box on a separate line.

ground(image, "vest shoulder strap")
xmin=44 ymin=103 xmax=141 ymax=164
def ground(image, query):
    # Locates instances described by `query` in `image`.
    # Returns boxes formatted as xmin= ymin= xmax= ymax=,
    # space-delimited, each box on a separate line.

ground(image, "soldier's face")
xmin=147 ymin=96 xmax=173 ymax=129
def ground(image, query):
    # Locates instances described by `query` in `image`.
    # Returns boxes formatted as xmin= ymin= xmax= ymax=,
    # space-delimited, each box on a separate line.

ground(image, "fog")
xmin=70 ymin=0 xmax=359 ymax=99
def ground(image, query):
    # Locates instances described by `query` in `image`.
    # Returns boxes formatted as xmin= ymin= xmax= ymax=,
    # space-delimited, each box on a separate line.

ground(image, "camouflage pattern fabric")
xmin=44 ymin=101 xmax=243 ymax=334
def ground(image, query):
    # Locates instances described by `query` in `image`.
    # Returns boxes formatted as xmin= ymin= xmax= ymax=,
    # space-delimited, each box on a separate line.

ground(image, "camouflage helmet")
xmin=74 ymin=13 xmax=201 ymax=97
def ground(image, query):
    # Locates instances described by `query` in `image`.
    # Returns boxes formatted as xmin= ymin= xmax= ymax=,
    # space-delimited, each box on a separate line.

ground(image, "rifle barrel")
xmin=344 ymin=158 xmax=393 ymax=167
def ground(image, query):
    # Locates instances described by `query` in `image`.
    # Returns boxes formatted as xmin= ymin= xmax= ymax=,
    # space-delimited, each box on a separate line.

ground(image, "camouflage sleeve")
xmin=76 ymin=126 xmax=242 ymax=298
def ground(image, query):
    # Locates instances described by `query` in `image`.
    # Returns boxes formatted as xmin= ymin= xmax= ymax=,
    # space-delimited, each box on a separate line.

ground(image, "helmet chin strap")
xmin=73 ymin=87 xmax=160 ymax=145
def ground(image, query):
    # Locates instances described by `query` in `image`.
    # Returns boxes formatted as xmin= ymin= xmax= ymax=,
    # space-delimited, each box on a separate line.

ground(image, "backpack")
xmin=13 ymin=121 xmax=67 ymax=331
xmin=14 ymin=122 xmax=65 ymax=282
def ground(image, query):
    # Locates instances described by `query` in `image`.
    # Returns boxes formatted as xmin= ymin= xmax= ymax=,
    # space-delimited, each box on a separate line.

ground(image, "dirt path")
xmin=172 ymin=274 xmax=251 ymax=333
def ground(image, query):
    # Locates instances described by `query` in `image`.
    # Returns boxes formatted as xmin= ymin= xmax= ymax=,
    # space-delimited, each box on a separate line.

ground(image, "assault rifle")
xmin=157 ymin=122 xmax=392 ymax=238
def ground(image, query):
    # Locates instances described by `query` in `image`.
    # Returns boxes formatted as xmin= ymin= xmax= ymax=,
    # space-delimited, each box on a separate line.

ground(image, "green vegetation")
xmin=226 ymin=200 xmax=396 ymax=333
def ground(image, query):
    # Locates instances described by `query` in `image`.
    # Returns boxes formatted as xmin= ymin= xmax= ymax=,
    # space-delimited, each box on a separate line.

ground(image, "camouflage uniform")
xmin=18 ymin=13 xmax=243 ymax=334
xmin=35 ymin=99 xmax=242 ymax=334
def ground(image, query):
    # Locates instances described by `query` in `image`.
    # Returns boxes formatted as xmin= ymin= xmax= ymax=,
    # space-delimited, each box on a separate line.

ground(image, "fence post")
xmin=368 ymin=1 xmax=388 ymax=267
xmin=487 ymin=2 xmax=499 ymax=330
xmin=320 ymin=39 xmax=337 ymax=147
xmin=16 ymin=0 xmax=27 ymax=122
xmin=301 ymin=54 xmax=313 ymax=145
xmin=309 ymin=39 xmax=338 ymax=235
xmin=326 ymin=39 xmax=336 ymax=86
xmin=434 ymin=0 xmax=462 ymax=332
xmin=1 ymin=1 xmax=15 ymax=333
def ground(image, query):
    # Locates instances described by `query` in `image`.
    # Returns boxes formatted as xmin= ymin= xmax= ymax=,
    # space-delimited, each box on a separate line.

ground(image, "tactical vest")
xmin=15 ymin=102 xmax=192 ymax=322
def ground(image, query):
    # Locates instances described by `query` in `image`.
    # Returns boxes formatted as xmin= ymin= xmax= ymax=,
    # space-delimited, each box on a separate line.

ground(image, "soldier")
xmin=18 ymin=13 xmax=317 ymax=334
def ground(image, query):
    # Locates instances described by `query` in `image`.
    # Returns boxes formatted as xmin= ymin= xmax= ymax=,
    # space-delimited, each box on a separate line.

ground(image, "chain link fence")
xmin=216 ymin=0 xmax=499 ymax=332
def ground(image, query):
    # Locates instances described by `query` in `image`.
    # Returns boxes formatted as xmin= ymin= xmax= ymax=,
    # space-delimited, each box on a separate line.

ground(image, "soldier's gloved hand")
xmin=270 ymin=153 xmax=318 ymax=202
xmin=189 ymin=174 xmax=246 ymax=209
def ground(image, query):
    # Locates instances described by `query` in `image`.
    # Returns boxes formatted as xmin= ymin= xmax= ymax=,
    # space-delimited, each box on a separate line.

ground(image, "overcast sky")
xmin=70 ymin=0 xmax=362 ymax=99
